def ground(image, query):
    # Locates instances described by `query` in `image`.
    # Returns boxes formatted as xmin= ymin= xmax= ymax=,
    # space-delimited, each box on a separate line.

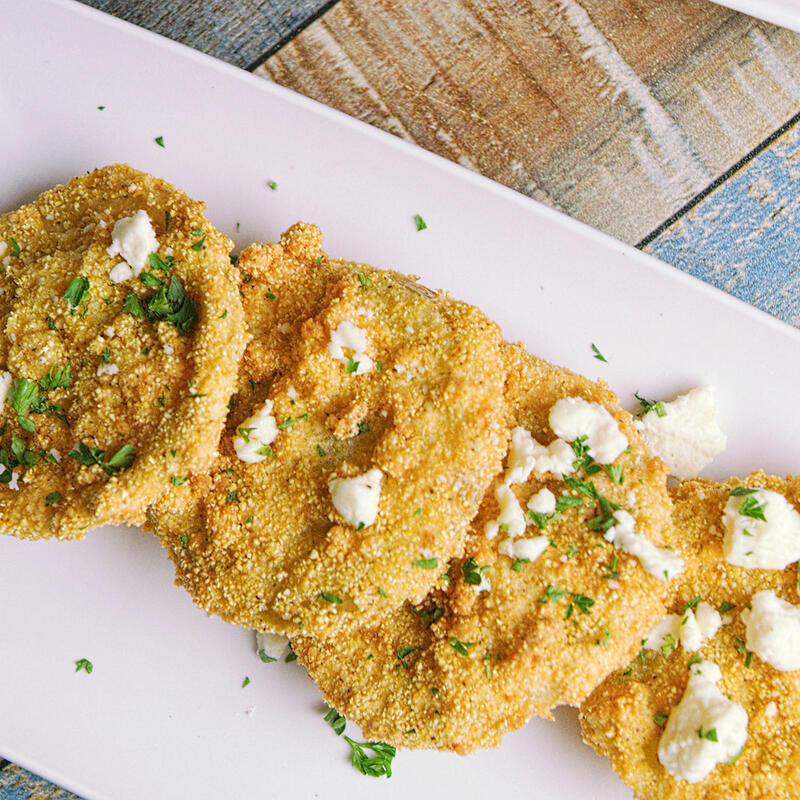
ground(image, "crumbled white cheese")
xmin=103 ymin=327 xmax=115 ymax=338
xmin=233 ymin=401 xmax=279 ymax=463
xmin=109 ymin=262 xmax=134 ymax=283
xmin=504 ymin=426 xmax=574 ymax=485
xmin=722 ymin=488 xmax=800 ymax=570
xmin=328 ymin=468 xmax=383 ymax=528
xmin=549 ymin=397 xmax=628 ymax=464
xmin=255 ymin=631 xmax=289 ymax=661
xmin=498 ymin=535 xmax=550 ymax=563
xmin=765 ymin=701 xmax=777 ymax=718
xmin=484 ymin=484 xmax=526 ymax=540
xmin=0 ymin=242 xmax=6 ymax=257
xmin=0 ymin=371 xmax=12 ymax=413
xmin=638 ymin=386 xmax=726 ymax=479
xmin=658 ymin=661 xmax=748 ymax=783
xmin=604 ymin=509 xmax=684 ymax=581
xmin=106 ymin=209 xmax=158 ymax=275
xmin=528 ymin=487 xmax=556 ymax=515
xmin=644 ymin=614 xmax=682 ymax=652
xmin=695 ymin=601 xmax=722 ymax=642
xmin=287 ymin=385 xmax=297 ymax=400
xmin=680 ymin=609 xmax=703 ymax=652
xmin=328 ymin=320 xmax=373 ymax=374
xmin=49 ymin=448 xmax=61 ymax=463
xmin=742 ymin=590 xmax=800 ymax=671
xmin=245 ymin=706 xmax=256 ymax=717
xmin=96 ymin=363 xmax=119 ymax=376
xmin=0 ymin=466 xmax=20 ymax=491
xmin=163 ymin=344 xmax=174 ymax=355
xmin=472 ymin=571 xmax=491 ymax=593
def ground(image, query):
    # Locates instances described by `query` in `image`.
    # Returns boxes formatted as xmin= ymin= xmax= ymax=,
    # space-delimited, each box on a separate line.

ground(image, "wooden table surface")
xmin=3 ymin=0 xmax=800 ymax=797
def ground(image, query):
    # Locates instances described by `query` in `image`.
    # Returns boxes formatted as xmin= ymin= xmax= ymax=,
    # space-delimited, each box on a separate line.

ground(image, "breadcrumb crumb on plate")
xmin=293 ymin=344 xmax=674 ymax=753
xmin=580 ymin=474 xmax=800 ymax=799
xmin=0 ymin=165 xmax=246 ymax=539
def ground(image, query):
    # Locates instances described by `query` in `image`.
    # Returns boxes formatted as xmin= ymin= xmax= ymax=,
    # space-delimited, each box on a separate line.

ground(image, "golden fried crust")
xmin=150 ymin=222 xmax=508 ymax=637
xmin=292 ymin=344 xmax=673 ymax=753
xmin=580 ymin=474 xmax=800 ymax=800
xmin=0 ymin=165 xmax=246 ymax=539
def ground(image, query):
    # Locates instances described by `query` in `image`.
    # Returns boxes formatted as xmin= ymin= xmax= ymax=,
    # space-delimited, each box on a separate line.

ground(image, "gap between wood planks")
xmin=637 ymin=108 xmax=800 ymax=249
xmin=243 ymin=0 xmax=342 ymax=72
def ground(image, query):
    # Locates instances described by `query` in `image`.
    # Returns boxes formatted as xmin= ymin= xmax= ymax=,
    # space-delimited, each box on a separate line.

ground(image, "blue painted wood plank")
xmin=643 ymin=120 xmax=800 ymax=327
xmin=0 ymin=765 xmax=81 ymax=800
xmin=76 ymin=0 xmax=338 ymax=69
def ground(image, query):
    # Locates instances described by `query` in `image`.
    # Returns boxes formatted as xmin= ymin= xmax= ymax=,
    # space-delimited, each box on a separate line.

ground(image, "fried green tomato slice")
xmin=580 ymin=474 xmax=800 ymax=799
xmin=292 ymin=343 xmax=674 ymax=753
xmin=150 ymin=222 xmax=508 ymax=637
xmin=0 ymin=164 xmax=246 ymax=538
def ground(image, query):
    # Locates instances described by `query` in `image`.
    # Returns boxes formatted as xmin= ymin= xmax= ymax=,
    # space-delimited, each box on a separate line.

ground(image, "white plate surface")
xmin=714 ymin=0 xmax=800 ymax=30
xmin=2 ymin=1 xmax=800 ymax=799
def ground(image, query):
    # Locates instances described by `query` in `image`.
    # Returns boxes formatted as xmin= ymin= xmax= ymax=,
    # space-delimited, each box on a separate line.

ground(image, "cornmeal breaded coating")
xmin=580 ymin=474 xmax=800 ymax=799
xmin=0 ymin=165 xmax=246 ymax=538
xmin=150 ymin=222 xmax=508 ymax=637
xmin=292 ymin=344 xmax=673 ymax=753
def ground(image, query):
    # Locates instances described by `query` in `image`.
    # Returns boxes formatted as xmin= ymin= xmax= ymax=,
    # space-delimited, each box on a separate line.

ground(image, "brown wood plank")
xmin=259 ymin=0 xmax=800 ymax=243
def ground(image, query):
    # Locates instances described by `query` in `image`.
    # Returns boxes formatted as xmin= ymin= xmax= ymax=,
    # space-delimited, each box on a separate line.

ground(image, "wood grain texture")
xmin=77 ymin=0 xmax=337 ymax=68
xmin=644 ymin=120 xmax=800 ymax=326
xmin=260 ymin=0 xmax=800 ymax=243
xmin=0 ymin=764 xmax=81 ymax=800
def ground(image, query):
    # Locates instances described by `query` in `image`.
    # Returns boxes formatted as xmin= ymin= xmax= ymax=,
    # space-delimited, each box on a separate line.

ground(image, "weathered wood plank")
xmin=77 ymin=0 xmax=337 ymax=68
xmin=260 ymin=0 xmax=800 ymax=243
xmin=643 ymin=119 xmax=800 ymax=326
xmin=0 ymin=764 xmax=82 ymax=800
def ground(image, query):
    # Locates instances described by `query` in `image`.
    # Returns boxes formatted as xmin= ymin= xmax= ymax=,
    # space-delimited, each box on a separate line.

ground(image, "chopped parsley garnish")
xmin=412 ymin=507 xmax=423 ymax=517
xmin=155 ymin=135 xmax=165 ymax=147
xmin=139 ymin=271 xmax=163 ymax=288
xmin=241 ymin=676 xmax=251 ymax=688
xmin=461 ymin=557 xmax=489 ymax=585
xmin=682 ymin=595 xmax=703 ymax=613
xmin=226 ymin=490 xmax=239 ymax=503
xmin=448 ymin=638 xmax=473 ymax=656
xmin=316 ymin=444 xmax=325 ymax=457
xmin=413 ymin=214 xmax=427 ymax=232
xmin=279 ymin=417 xmax=295 ymax=430
xmin=39 ymin=364 xmax=72 ymax=391
xmin=591 ymin=343 xmax=607 ymax=363
xmin=345 ymin=357 xmax=360 ymax=374
xmin=237 ymin=426 xmax=255 ymax=443
xmin=63 ymin=276 xmax=91 ymax=314
xmin=74 ymin=658 xmax=93 ymax=674
xmin=634 ymin=392 xmax=666 ymax=418
xmin=323 ymin=708 xmax=346 ymax=736
xmin=556 ymin=494 xmax=583 ymax=511
xmin=344 ymin=737 xmax=396 ymax=778
xmin=9 ymin=378 xmax=39 ymax=417
xmin=660 ymin=633 xmax=677 ymax=657
xmin=258 ymin=649 xmax=277 ymax=663
xmin=285 ymin=646 xmax=297 ymax=663
xmin=538 ymin=584 xmax=569 ymax=603
xmin=735 ymin=638 xmax=753 ymax=667
xmin=357 ymin=272 xmax=371 ymax=290
xmin=170 ymin=476 xmax=186 ymax=486
xmin=165 ymin=210 xmax=171 ymax=231
xmin=148 ymin=252 xmax=175 ymax=273
xmin=729 ymin=486 xmax=757 ymax=496
xmin=604 ymin=464 xmax=624 ymax=484
xmin=717 ymin=601 xmax=735 ymax=614
xmin=319 ymin=591 xmax=343 ymax=604
xmin=738 ymin=495 xmax=767 ymax=521
xmin=412 ymin=558 xmax=438 ymax=569
xmin=377 ymin=586 xmax=387 ymax=598
xmin=527 ymin=510 xmax=549 ymax=529
xmin=45 ymin=491 xmax=62 ymax=506
xmin=357 ymin=421 xmax=370 ymax=434
xmin=597 ymin=627 xmax=611 ymax=647
xmin=68 ymin=442 xmax=135 ymax=475
xmin=603 ymin=555 xmax=620 ymax=580
xmin=144 ymin=275 xmax=199 ymax=335
xmin=511 ymin=558 xmax=529 ymax=572
xmin=687 ymin=653 xmax=703 ymax=668
xmin=396 ymin=646 xmax=415 ymax=669
xmin=190 ymin=228 xmax=205 ymax=250
xmin=267 ymin=181 xmax=278 ymax=191
xmin=412 ymin=605 xmax=443 ymax=627
xmin=566 ymin=593 xmax=595 ymax=617
xmin=123 ymin=291 xmax=145 ymax=318
xmin=697 ymin=726 xmax=718 ymax=742
xmin=566 ymin=542 xmax=578 ymax=559
xmin=653 ymin=710 xmax=668 ymax=728
xmin=9 ymin=237 xmax=21 ymax=257
xmin=265 ymin=289 xmax=275 ymax=300
xmin=100 ymin=347 xmax=111 ymax=365
xmin=180 ymin=533 xmax=187 ymax=550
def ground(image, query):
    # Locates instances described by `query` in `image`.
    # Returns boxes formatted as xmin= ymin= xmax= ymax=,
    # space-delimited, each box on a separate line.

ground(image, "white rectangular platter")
xmin=714 ymin=0 xmax=800 ymax=31
xmin=1 ymin=1 xmax=799 ymax=799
